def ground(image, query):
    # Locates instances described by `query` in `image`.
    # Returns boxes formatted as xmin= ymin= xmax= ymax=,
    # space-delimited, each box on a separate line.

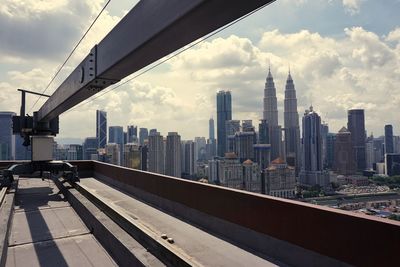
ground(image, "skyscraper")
xmin=263 ymin=67 xmax=280 ymax=161
xmin=347 ymin=109 xmax=366 ymax=171
xmin=123 ymin=143 xmax=141 ymax=169
xmin=96 ymin=110 xmax=107 ymax=149
xmin=83 ymin=137 xmax=98 ymax=160
xmin=209 ymin=118 xmax=215 ymax=140
xmin=148 ymin=132 xmax=165 ymax=174
xmin=109 ymin=126 xmax=124 ymax=165
xmin=384 ymin=125 xmax=394 ymax=154
xmin=0 ymin=112 xmax=16 ymax=160
xmin=207 ymin=118 xmax=217 ymax=159
xmin=258 ymin=119 xmax=269 ymax=144
xmin=225 ymin=120 xmax=240 ymax=153
xmin=334 ymin=127 xmax=356 ymax=175
xmin=299 ymin=106 xmax=329 ymax=188
xmin=234 ymin=131 xmax=256 ymax=162
xmin=283 ymin=71 xmax=301 ymax=172
xmin=139 ymin=128 xmax=149 ymax=145
xmin=217 ymin=91 xmax=232 ymax=157
xmin=166 ymin=132 xmax=181 ymax=178
xmin=127 ymin=125 xmax=138 ymax=143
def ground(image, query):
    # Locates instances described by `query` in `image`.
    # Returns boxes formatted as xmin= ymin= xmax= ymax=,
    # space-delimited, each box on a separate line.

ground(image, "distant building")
xmin=366 ymin=135 xmax=375 ymax=170
xmin=347 ymin=109 xmax=366 ymax=171
xmin=384 ymin=125 xmax=394 ymax=154
xmin=96 ymin=110 xmax=107 ymax=148
xmin=109 ymin=126 xmax=124 ymax=164
xmin=217 ymin=91 xmax=232 ymax=157
xmin=140 ymin=145 xmax=148 ymax=171
xmin=207 ymin=118 xmax=217 ymax=159
xmin=234 ymin=131 xmax=256 ymax=162
xmin=385 ymin=153 xmax=400 ymax=176
xmin=106 ymin=143 xmax=120 ymax=165
xmin=139 ymin=128 xmax=149 ymax=145
xmin=123 ymin=143 xmax=141 ymax=169
xmin=254 ymin=144 xmax=271 ymax=170
xmin=243 ymin=159 xmax=261 ymax=193
xmin=166 ymin=132 xmax=181 ymax=178
xmin=326 ymin=133 xmax=336 ymax=169
xmin=194 ymin=137 xmax=207 ymax=162
xmin=258 ymin=119 xmax=269 ymax=144
xmin=242 ymin=120 xmax=254 ymax=132
xmin=299 ymin=106 xmax=329 ymax=188
xmin=83 ymin=137 xmax=98 ymax=160
xmin=265 ymin=157 xmax=296 ymax=199
xmin=0 ymin=111 xmax=16 ymax=160
xmin=334 ymin=127 xmax=356 ymax=175
xmin=283 ymin=71 xmax=301 ymax=174
xmin=320 ymin=123 xmax=329 ymax=168
xmin=182 ymin=140 xmax=195 ymax=176
xmin=148 ymin=132 xmax=165 ymax=175
xmin=218 ymin=153 xmax=243 ymax=190
xmin=225 ymin=120 xmax=240 ymax=153
xmin=127 ymin=125 xmax=138 ymax=143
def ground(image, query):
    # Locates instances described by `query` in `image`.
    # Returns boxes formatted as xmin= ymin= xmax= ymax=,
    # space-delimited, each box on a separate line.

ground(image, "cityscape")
xmin=1 ymin=66 xmax=399 ymax=221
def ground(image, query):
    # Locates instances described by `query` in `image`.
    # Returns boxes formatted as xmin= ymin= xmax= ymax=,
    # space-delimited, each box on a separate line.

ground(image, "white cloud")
xmin=342 ymin=0 xmax=364 ymax=15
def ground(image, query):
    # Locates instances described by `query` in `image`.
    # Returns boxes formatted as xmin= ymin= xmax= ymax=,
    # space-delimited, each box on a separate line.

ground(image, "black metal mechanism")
xmin=1 ymin=0 xmax=275 ymax=188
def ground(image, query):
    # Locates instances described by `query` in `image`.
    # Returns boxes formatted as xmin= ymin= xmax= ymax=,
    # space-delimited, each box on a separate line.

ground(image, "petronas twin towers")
xmin=263 ymin=67 xmax=300 ymax=171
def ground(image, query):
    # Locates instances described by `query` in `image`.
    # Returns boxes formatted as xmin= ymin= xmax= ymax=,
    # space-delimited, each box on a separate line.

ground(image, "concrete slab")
xmin=80 ymin=177 xmax=279 ymax=267
xmin=9 ymin=207 xmax=89 ymax=246
xmin=7 ymin=234 xmax=117 ymax=267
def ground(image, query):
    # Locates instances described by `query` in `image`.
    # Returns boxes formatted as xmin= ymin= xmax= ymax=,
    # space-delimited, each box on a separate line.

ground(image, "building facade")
xmin=347 ymin=109 xmax=366 ymax=171
xmin=334 ymin=127 xmax=356 ymax=175
xmin=265 ymin=157 xmax=296 ymax=199
xmin=166 ymin=132 xmax=181 ymax=178
xmin=217 ymin=91 xmax=232 ymax=157
xmin=384 ymin=125 xmax=394 ymax=154
xmin=148 ymin=132 xmax=165 ymax=175
xmin=96 ymin=110 xmax=107 ymax=149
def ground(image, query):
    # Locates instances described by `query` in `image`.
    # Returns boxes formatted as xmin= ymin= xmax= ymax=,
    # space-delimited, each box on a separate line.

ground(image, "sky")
xmin=0 ymin=0 xmax=399 ymax=141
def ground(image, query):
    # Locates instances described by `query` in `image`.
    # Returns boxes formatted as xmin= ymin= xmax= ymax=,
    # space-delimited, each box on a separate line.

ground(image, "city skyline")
xmin=0 ymin=0 xmax=399 ymax=140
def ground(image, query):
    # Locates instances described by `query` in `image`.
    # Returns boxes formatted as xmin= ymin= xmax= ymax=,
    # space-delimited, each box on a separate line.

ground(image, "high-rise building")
xmin=209 ymin=118 xmax=215 ymax=140
xmin=347 ymin=109 xmax=366 ymax=171
xmin=385 ymin=153 xmax=400 ymax=176
xmin=207 ymin=118 xmax=217 ymax=159
xmin=234 ymin=131 xmax=256 ymax=162
xmin=127 ymin=125 xmax=138 ymax=143
xmin=106 ymin=143 xmax=120 ymax=165
xmin=263 ymin=67 xmax=281 ymax=161
xmin=140 ymin=144 xmax=148 ymax=171
xmin=83 ymin=137 xmax=98 ymax=160
xmin=218 ymin=153 xmax=243 ymax=189
xmin=149 ymin=128 xmax=157 ymax=136
xmin=0 ymin=112 xmax=16 ymax=160
xmin=299 ymin=106 xmax=329 ymax=188
xmin=139 ymin=128 xmax=149 ymax=145
xmin=182 ymin=140 xmax=195 ymax=176
xmin=326 ymin=133 xmax=336 ymax=169
xmin=225 ymin=120 xmax=240 ymax=153
xmin=384 ymin=125 xmax=394 ymax=154
xmin=283 ymin=71 xmax=301 ymax=173
xmin=258 ymin=119 xmax=269 ymax=144
xmin=242 ymin=120 xmax=254 ymax=132
xmin=320 ymin=123 xmax=329 ymax=168
xmin=123 ymin=143 xmax=141 ymax=169
xmin=148 ymin=132 xmax=165 ymax=175
xmin=96 ymin=110 xmax=107 ymax=148
xmin=216 ymin=91 xmax=232 ymax=157
xmin=242 ymin=159 xmax=261 ymax=193
xmin=254 ymin=144 xmax=271 ymax=170
xmin=366 ymin=135 xmax=375 ymax=170
xmin=334 ymin=127 xmax=356 ymax=175
xmin=109 ymin=126 xmax=124 ymax=164
xmin=166 ymin=132 xmax=181 ymax=178
xmin=194 ymin=137 xmax=207 ymax=162
xmin=265 ymin=157 xmax=296 ymax=199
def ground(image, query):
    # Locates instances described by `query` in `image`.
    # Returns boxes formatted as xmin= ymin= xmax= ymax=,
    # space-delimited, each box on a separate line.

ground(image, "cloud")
xmin=342 ymin=0 xmax=364 ymax=15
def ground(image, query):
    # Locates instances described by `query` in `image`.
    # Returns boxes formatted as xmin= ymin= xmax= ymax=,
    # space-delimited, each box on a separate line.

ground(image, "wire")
xmin=65 ymin=2 xmax=272 ymax=114
xmin=28 ymin=0 xmax=112 ymax=113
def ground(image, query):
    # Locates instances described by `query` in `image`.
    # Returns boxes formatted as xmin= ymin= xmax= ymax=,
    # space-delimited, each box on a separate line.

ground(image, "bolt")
xmin=167 ymin=238 xmax=174 ymax=244
xmin=161 ymin=234 xmax=167 ymax=239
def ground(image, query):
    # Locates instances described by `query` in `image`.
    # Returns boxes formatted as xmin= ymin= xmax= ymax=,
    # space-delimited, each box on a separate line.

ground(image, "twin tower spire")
xmin=263 ymin=66 xmax=300 ymax=170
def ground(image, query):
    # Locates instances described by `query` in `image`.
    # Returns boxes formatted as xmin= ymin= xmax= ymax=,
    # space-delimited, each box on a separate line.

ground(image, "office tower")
xmin=166 ymin=132 xmax=181 ymax=178
xmin=384 ymin=125 xmax=394 ymax=154
xmin=140 ymin=145 xmax=148 ymax=171
xmin=83 ymin=137 xmax=98 ymax=160
xmin=149 ymin=128 xmax=157 ymax=135
xmin=194 ymin=137 xmax=207 ymax=162
xmin=109 ymin=126 xmax=124 ymax=164
xmin=96 ymin=110 xmax=107 ymax=148
xmin=123 ymin=143 xmax=141 ymax=169
xmin=347 ymin=109 xmax=366 ymax=171
xmin=242 ymin=159 xmax=261 ymax=193
xmin=106 ymin=143 xmax=120 ymax=165
xmin=263 ymin=67 xmax=280 ymax=161
xmin=299 ymin=106 xmax=329 ymax=188
xmin=67 ymin=144 xmax=83 ymax=160
xmin=254 ymin=144 xmax=271 ymax=170
xmin=258 ymin=119 xmax=269 ymax=144
xmin=366 ymin=135 xmax=374 ymax=170
xmin=385 ymin=153 xmax=400 ymax=176
xmin=0 ymin=112 xmax=16 ymax=160
xmin=265 ymin=157 xmax=296 ymax=199
xmin=320 ymin=123 xmax=329 ymax=168
xmin=123 ymin=131 xmax=128 ymax=145
xmin=394 ymin=136 xmax=400 ymax=153
xmin=242 ymin=120 xmax=254 ymax=132
xmin=373 ymin=136 xmax=384 ymax=164
xmin=225 ymin=120 xmax=240 ymax=153
xmin=234 ymin=131 xmax=256 ymax=162
xmin=217 ymin=91 xmax=232 ymax=157
xmin=283 ymin=71 xmax=301 ymax=172
xmin=207 ymin=159 xmax=219 ymax=183
xmin=326 ymin=133 xmax=336 ymax=169
xmin=207 ymin=118 xmax=217 ymax=159
xmin=148 ymin=132 xmax=165 ymax=174
xmin=182 ymin=140 xmax=195 ymax=176
xmin=127 ymin=125 xmax=138 ymax=143
xmin=334 ymin=127 xmax=356 ymax=175
xmin=139 ymin=128 xmax=149 ymax=145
